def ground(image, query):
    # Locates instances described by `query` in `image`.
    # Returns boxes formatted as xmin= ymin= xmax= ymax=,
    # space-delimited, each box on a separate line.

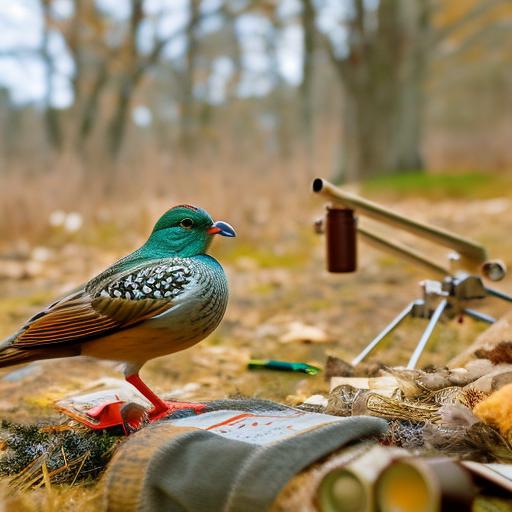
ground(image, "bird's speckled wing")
xmin=10 ymin=260 xmax=192 ymax=348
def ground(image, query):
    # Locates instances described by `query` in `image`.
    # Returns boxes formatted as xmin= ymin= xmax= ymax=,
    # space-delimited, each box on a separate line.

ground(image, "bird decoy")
xmin=0 ymin=205 xmax=235 ymax=427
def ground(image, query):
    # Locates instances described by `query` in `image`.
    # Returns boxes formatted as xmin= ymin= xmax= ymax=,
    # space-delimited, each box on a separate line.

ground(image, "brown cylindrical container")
xmin=326 ymin=207 xmax=357 ymax=273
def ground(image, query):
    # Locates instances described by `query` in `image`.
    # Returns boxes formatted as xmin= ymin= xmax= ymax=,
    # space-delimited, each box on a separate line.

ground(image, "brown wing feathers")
xmin=11 ymin=293 xmax=172 ymax=348
xmin=0 ymin=261 xmax=182 ymax=367
xmin=14 ymin=292 xmax=118 ymax=346
xmin=91 ymin=297 xmax=172 ymax=324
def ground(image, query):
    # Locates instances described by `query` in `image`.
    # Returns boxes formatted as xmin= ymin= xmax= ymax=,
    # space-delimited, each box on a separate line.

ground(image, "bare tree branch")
xmin=435 ymin=20 xmax=512 ymax=63
xmin=432 ymin=0 xmax=508 ymax=47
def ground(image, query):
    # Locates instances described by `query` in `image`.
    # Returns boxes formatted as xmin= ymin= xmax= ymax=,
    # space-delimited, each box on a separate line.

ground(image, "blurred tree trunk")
xmin=322 ymin=0 xmax=506 ymax=182
xmin=59 ymin=0 xmax=112 ymax=152
xmin=300 ymin=0 xmax=315 ymax=162
xmin=179 ymin=0 xmax=201 ymax=154
xmin=66 ymin=0 xmax=83 ymax=114
xmin=267 ymin=12 xmax=293 ymax=160
xmin=78 ymin=61 xmax=109 ymax=147
xmin=106 ymin=0 xmax=144 ymax=158
xmin=107 ymin=78 xmax=137 ymax=159
xmin=222 ymin=5 xmax=242 ymax=100
xmin=72 ymin=1 xmax=111 ymax=151
xmin=324 ymin=0 xmax=430 ymax=181
xmin=40 ymin=0 xmax=63 ymax=151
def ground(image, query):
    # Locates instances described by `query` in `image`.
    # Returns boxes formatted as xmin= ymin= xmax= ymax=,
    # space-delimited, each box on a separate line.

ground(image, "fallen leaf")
xmin=280 ymin=322 xmax=331 ymax=344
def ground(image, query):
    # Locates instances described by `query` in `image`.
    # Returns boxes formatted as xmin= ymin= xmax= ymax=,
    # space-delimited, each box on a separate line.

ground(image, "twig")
xmin=70 ymin=451 xmax=90 ymax=487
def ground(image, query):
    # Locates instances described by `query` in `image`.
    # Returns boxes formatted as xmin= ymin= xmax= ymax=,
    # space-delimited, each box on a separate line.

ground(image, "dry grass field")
xmin=1 ymin=160 xmax=512 ymax=509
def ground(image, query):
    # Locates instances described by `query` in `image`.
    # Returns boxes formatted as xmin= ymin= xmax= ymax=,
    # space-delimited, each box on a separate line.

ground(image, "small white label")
xmin=170 ymin=409 xmax=345 ymax=445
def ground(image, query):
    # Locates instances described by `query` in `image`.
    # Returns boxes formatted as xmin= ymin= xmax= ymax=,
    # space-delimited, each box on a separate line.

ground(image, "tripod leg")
xmin=463 ymin=308 xmax=496 ymax=324
xmin=352 ymin=302 xmax=415 ymax=366
xmin=407 ymin=299 xmax=447 ymax=369
xmin=485 ymin=287 xmax=512 ymax=304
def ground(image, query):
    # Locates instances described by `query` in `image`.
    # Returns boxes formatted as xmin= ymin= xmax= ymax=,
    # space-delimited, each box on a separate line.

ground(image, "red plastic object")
xmin=59 ymin=399 xmax=207 ymax=433
xmin=71 ymin=400 xmax=128 ymax=430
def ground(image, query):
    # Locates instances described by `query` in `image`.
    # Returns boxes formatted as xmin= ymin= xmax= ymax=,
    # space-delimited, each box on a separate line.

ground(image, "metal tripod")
xmin=313 ymin=177 xmax=510 ymax=370
xmin=352 ymin=275 xmax=512 ymax=369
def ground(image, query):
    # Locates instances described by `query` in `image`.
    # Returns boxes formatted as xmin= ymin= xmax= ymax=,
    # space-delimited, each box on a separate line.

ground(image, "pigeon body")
xmin=81 ymin=255 xmax=228 ymax=370
xmin=0 ymin=205 xmax=235 ymax=421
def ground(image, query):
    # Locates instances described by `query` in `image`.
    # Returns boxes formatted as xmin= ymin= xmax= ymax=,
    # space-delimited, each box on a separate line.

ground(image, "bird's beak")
xmin=207 ymin=221 xmax=236 ymax=237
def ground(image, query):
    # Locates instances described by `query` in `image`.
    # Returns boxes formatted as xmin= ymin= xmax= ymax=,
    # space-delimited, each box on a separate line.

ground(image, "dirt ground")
xmin=1 ymin=186 xmax=512 ymax=509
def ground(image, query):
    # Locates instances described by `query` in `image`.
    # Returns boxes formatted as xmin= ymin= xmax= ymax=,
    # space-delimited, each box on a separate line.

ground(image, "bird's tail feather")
xmin=0 ymin=347 xmax=40 ymax=368
xmin=0 ymin=345 xmax=80 ymax=369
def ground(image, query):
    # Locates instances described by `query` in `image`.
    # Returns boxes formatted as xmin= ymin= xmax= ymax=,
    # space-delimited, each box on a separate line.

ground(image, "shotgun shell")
xmin=375 ymin=457 xmax=476 ymax=512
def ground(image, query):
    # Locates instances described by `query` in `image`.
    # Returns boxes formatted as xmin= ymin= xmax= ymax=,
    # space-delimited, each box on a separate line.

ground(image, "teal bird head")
xmin=143 ymin=205 xmax=236 ymax=258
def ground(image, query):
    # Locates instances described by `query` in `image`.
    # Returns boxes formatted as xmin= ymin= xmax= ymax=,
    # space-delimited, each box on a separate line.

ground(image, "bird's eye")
xmin=179 ymin=218 xmax=194 ymax=229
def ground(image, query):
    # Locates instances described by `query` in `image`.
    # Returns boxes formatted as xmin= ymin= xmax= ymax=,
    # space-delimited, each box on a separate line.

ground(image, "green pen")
xmin=248 ymin=359 xmax=321 ymax=375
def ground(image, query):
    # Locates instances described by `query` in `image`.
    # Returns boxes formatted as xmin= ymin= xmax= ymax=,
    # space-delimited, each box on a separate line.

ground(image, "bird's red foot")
xmin=85 ymin=400 xmax=205 ymax=430
xmin=125 ymin=373 xmax=206 ymax=423
xmin=147 ymin=400 xmax=206 ymax=422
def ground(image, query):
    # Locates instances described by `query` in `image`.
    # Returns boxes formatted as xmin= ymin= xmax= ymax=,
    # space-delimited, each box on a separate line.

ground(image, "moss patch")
xmin=362 ymin=172 xmax=509 ymax=199
xmin=0 ymin=421 xmax=120 ymax=488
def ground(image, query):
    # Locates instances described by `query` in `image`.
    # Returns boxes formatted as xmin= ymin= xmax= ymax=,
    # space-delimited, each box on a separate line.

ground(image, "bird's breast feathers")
xmin=95 ymin=255 xmax=227 ymax=330
xmin=80 ymin=256 xmax=228 ymax=362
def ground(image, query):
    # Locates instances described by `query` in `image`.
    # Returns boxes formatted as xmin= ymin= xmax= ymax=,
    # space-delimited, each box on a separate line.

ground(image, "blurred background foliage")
xmin=0 ymin=0 xmax=511 ymax=245
xmin=1 ymin=4 xmax=512 ymax=508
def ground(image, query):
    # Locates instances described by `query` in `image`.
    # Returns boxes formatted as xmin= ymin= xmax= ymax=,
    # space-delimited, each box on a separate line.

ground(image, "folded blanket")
xmin=103 ymin=399 xmax=387 ymax=512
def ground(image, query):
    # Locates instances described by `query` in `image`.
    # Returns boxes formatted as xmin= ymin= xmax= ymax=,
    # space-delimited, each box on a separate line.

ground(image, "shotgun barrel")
xmin=312 ymin=178 xmax=488 ymax=265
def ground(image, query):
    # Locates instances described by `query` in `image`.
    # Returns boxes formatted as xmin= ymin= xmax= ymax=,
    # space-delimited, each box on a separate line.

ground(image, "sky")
xmin=0 ymin=0 xmax=346 ymax=113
